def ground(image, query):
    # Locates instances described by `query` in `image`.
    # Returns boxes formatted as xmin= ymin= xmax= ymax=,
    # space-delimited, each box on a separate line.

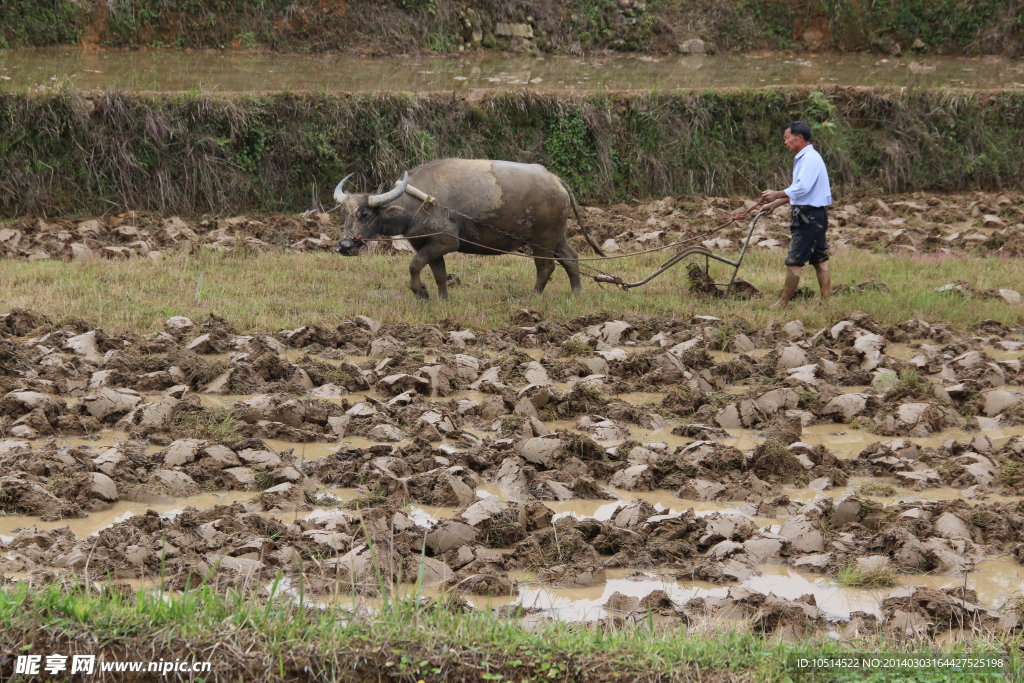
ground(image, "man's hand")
xmin=760 ymin=189 xmax=788 ymax=203
xmin=761 ymin=197 xmax=790 ymax=215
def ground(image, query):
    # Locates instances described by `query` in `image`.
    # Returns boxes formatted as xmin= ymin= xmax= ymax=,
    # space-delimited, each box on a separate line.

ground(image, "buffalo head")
xmin=333 ymin=172 xmax=410 ymax=256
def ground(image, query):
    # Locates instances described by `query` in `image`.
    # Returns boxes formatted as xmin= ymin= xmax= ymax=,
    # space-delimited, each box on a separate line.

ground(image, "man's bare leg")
xmin=771 ymin=266 xmax=803 ymax=309
xmin=813 ymin=261 xmax=831 ymax=301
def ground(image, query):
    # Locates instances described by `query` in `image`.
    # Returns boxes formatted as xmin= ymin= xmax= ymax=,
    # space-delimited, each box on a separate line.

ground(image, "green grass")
xmin=0 ymin=581 xmax=1016 ymax=682
xmin=835 ymin=560 xmax=900 ymax=588
xmin=855 ymin=482 xmax=898 ymax=497
xmin=168 ymin=403 xmax=249 ymax=441
xmin=2 ymin=245 xmax=1023 ymax=335
xmin=883 ymin=368 xmax=932 ymax=405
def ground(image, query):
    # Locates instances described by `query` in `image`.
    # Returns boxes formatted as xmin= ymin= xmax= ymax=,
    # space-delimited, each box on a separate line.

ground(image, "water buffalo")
xmin=334 ymin=159 xmax=605 ymax=300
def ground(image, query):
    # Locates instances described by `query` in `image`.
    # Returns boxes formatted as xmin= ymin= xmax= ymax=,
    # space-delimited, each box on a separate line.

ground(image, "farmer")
xmin=746 ymin=121 xmax=833 ymax=309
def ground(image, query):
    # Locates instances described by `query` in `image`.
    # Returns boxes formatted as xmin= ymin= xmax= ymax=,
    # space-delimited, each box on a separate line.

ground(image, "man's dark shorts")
xmin=786 ymin=206 xmax=829 ymax=267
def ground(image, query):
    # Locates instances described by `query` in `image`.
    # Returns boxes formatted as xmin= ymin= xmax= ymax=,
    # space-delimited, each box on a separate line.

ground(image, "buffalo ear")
xmin=382 ymin=205 xmax=407 ymax=220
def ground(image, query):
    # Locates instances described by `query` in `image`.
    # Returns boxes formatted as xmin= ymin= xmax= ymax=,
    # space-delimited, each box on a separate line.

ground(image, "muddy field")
xmin=2 ymin=190 xmax=1023 ymax=266
xmin=3 ymin=191 xmax=1024 ymax=642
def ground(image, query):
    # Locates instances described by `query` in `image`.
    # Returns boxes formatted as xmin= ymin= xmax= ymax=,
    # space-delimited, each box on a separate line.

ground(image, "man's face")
xmin=783 ymin=128 xmax=806 ymax=153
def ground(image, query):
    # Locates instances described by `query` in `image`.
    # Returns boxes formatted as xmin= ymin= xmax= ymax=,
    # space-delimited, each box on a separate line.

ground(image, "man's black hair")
xmin=784 ymin=121 xmax=812 ymax=142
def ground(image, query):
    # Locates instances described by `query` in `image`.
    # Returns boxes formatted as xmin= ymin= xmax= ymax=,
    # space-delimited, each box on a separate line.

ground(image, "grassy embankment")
xmin=1 ymin=89 xmax=1023 ymax=218
xmin=1 ymin=245 xmax=1022 ymax=334
xmin=0 ymin=581 xmax=1017 ymax=682
xmin=0 ymin=0 xmax=1021 ymax=56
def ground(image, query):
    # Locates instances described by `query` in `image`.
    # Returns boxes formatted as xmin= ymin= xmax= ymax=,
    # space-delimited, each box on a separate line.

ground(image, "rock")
xmin=997 ymin=289 xmax=1022 ymax=305
xmin=223 ymin=467 xmax=257 ymax=488
xmin=518 ymin=435 xmax=563 ymax=467
xmin=933 ymin=512 xmax=972 ymax=541
xmin=447 ymin=330 xmax=477 ymax=348
xmin=92 ymin=448 xmax=126 ymax=477
xmin=782 ymin=321 xmax=805 ymax=340
xmin=808 ymin=477 xmax=831 ymax=491
xmin=677 ymin=479 xmax=726 ymax=501
xmin=186 ymin=334 xmax=220 ymax=354
xmin=377 ymin=373 xmax=429 ymax=397
xmin=80 ymin=388 xmax=142 ymax=421
xmin=742 ymin=536 xmax=785 ymax=564
xmin=65 ymin=331 xmax=104 ymax=363
xmin=678 ymin=38 xmax=707 ymax=54
xmin=450 ymin=354 xmax=480 ymax=382
xmin=605 ymin=591 xmax=639 ymax=613
xmin=777 ymin=515 xmax=824 ymax=553
xmin=871 ymin=368 xmax=898 ymax=389
xmin=522 ymin=361 xmax=551 ymax=386
xmin=981 ymin=390 xmax=1019 ymax=417
xmin=495 ymin=22 xmax=533 ymax=38
xmin=237 ymin=448 xmax=282 ymax=468
xmin=163 ymin=439 xmax=204 ymax=466
xmin=777 ymin=345 xmax=808 ymax=370
xmin=309 ymin=384 xmax=347 ymax=398
xmin=203 ymin=444 xmax=241 ymax=467
xmin=354 ymin=315 xmax=381 ymax=335
xmin=367 ymin=424 xmax=405 ymax=442
xmin=419 ymin=557 xmax=454 ymax=585
xmin=613 ymin=501 xmax=657 ymax=528
xmin=830 ymin=497 xmax=862 ymax=527
xmin=793 ymin=553 xmax=832 ymax=571
xmin=585 ymin=320 xmax=632 ymax=346
xmin=151 ymin=470 xmax=199 ymax=496
xmin=369 ymin=336 xmax=404 ymax=359
xmin=425 ymin=521 xmax=479 ymax=554
xmin=1 ymin=391 xmax=65 ymax=417
xmin=164 ymin=317 xmax=195 ymax=335
xmin=88 ymin=472 xmax=118 ymax=502
xmin=608 ymin=464 xmax=655 ymax=491
xmin=856 ymin=555 xmax=891 ymax=573
xmin=754 ymin=388 xmax=799 ymax=415
xmin=715 ymin=399 xmax=764 ymax=429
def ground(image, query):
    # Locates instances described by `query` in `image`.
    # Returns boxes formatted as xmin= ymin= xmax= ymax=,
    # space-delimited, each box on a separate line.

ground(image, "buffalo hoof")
xmin=416 ymin=285 xmax=429 ymax=299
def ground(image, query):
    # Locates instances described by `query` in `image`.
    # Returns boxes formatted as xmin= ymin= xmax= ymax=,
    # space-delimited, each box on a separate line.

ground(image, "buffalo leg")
xmin=532 ymin=253 xmax=558 ymax=295
xmin=428 ymin=257 xmax=450 ymax=300
xmin=409 ymin=239 xmax=456 ymax=299
xmin=556 ymin=241 xmax=584 ymax=293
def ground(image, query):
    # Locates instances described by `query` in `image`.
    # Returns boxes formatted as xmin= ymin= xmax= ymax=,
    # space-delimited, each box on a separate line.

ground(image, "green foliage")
xmin=0 ymin=0 xmax=82 ymax=47
xmin=544 ymin=107 xmax=599 ymax=196
xmin=0 ymin=0 xmax=1021 ymax=54
xmin=1 ymin=88 xmax=1024 ymax=217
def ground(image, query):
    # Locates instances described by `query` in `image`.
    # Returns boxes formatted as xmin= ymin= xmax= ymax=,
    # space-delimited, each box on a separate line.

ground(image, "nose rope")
xmin=342 ymin=213 xmax=381 ymax=245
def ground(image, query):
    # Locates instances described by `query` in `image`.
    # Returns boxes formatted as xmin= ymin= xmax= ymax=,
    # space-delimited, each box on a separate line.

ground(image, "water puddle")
xmin=0 ymin=491 xmax=254 ymax=537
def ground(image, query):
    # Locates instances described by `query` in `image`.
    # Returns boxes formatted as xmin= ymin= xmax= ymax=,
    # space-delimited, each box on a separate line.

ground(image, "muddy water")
xmin=415 ymin=559 xmax=1024 ymax=622
xmin=2 ymin=49 xmax=1023 ymax=93
xmin=10 ymin=340 xmax=1024 ymax=626
xmin=0 ymin=491 xmax=253 ymax=539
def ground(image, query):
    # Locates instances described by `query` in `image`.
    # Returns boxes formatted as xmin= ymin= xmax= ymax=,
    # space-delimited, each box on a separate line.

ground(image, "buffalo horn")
xmin=367 ymin=171 xmax=409 ymax=208
xmin=333 ymin=173 xmax=355 ymax=204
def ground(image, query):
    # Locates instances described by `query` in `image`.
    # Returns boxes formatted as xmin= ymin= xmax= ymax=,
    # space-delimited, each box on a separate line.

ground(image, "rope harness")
xmin=340 ymin=188 xmax=770 ymax=290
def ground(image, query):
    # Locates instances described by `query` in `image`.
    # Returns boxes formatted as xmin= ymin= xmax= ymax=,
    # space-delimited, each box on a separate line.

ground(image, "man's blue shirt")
xmin=784 ymin=145 xmax=832 ymax=207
